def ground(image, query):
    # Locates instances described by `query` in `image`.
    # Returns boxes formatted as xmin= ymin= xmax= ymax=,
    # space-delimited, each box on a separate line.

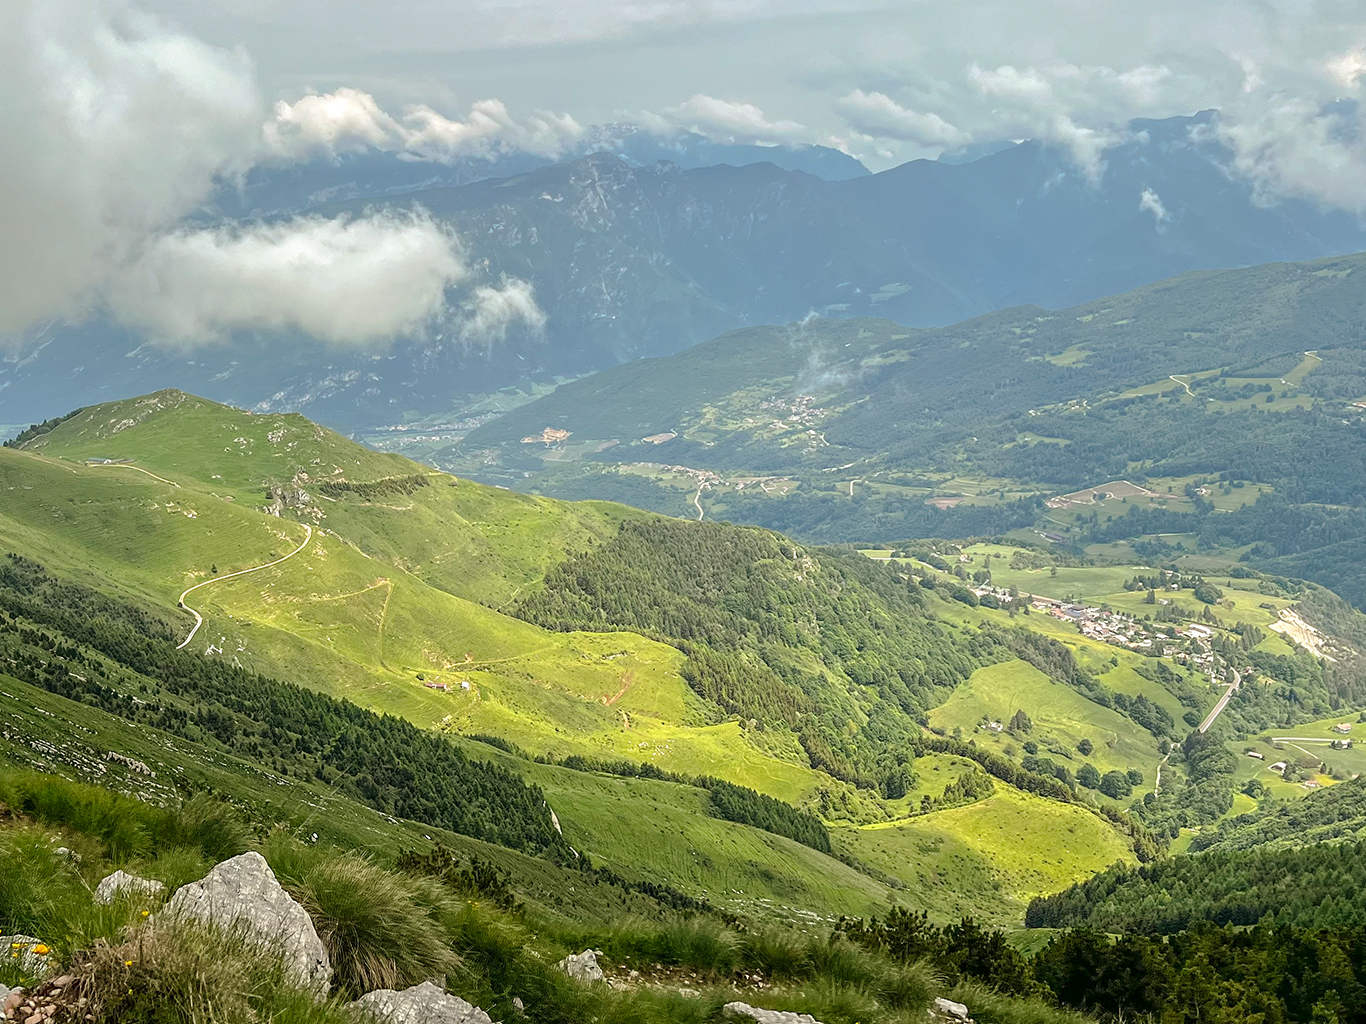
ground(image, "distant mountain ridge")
xmin=6 ymin=111 xmax=1366 ymax=429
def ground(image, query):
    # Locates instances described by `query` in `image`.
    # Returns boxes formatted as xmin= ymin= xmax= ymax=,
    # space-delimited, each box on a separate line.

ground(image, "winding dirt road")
xmin=176 ymin=524 xmax=313 ymax=649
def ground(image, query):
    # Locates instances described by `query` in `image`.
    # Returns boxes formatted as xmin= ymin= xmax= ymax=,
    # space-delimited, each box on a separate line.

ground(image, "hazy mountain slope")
xmin=8 ymin=113 xmax=1366 ymax=429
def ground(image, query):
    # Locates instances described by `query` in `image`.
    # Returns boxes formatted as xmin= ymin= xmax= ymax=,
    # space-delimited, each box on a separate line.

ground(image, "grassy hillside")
xmin=0 ymin=391 xmax=1164 ymax=928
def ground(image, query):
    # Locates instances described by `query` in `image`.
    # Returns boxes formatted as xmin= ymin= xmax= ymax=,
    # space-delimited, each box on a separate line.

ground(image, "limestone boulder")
xmin=94 ymin=869 xmax=166 ymax=905
xmin=164 ymin=851 xmax=331 ymax=995
xmin=722 ymin=1002 xmax=824 ymax=1024
xmin=556 ymin=949 xmax=604 ymax=983
xmin=346 ymin=981 xmax=493 ymax=1024
xmin=933 ymin=996 xmax=974 ymax=1021
xmin=0 ymin=935 xmax=52 ymax=976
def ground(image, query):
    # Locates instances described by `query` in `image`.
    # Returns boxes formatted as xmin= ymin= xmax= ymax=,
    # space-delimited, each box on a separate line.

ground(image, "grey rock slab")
xmin=557 ymin=948 xmax=604 ymax=983
xmin=346 ymin=981 xmax=493 ymax=1024
xmin=164 ymin=851 xmax=331 ymax=995
xmin=934 ymin=997 xmax=972 ymax=1021
xmin=94 ymin=870 xmax=166 ymax=905
xmin=722 ymin=1002 xmax=824 ymax=1024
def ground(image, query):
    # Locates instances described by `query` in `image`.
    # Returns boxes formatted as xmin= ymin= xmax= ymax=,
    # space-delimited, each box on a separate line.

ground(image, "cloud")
xmin=401 ymin=99 xmax=584 ymax=161
xmin=0 ymin=0 xmax=261 ymax=336
xmin=662 ymin=94 xmax=810 ymax=145
xmin=262 ymin=90 xmax=584 ymax=164
xmin=105 ymin=211 xmax=475 ymax=348
xmin=1219 ymin=97 xmax=1366 ymax=214
xmin=835 ymin=90 xmax=968 ymax=147
xmin=262 ymin=87 xmax=399 ymax=161
xmin=460 ymin=277 xmax=548 ymax=347
xmin=967 ymin=63 xmax=1154 ymax=180
xmin=1139 ymin=187 xmax=1171 ymax=225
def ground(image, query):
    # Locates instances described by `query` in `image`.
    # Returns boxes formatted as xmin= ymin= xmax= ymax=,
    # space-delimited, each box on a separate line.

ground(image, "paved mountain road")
xmin=1198 ymin=668 xmax=1241 ymax=733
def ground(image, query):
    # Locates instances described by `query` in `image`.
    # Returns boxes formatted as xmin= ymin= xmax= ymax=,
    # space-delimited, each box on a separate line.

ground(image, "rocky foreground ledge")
xmin=1 ymin=851 xmax=980 ymax=1024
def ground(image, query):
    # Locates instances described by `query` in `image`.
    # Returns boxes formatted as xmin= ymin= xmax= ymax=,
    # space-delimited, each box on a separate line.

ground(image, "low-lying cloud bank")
xmin=1 ymin=2 xmax=546 ymax=352
xmin=263 ymin=89 xmax=586 ymax=164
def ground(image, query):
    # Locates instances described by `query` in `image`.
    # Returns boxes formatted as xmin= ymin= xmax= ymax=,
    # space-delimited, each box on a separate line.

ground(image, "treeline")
xmin=1027 ymin=840 xmax=1366 ymax=933
xmin=0 ymin=554 xmax=575 ymax=862
xmin=3 ymin=407 xmax=83 ymax=447
xmin=464 ymin=738 xmax=834 ymax=854
xmin=841 ymin=907 xmax=1366 ymax=1022
xmin=697 ymin=777 xmax=832 ymax=853
xmin=1189 ymin=774 xmax=1366 ymax=853
xmin=317 ymin=474 xmax=431 ymax=500
xmin=517 ymin=519 xmax=990 ymax=793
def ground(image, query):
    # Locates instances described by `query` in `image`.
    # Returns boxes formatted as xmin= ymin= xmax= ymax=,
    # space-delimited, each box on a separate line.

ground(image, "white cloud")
xmin=663 ymin=94 xmax=810 ymax=145
xmin=0 ymin=0 xmax=261 ymax=336
xmin=401 ymin=99 xmax=585 ymax=161
xmin=460 ymin=277 xmax=548 ymax=347
xmin=835 ymin=90 xmax=968 ymax=147
xmin=262 ymin=90 xmax=585 ymax=164
xmin=105 ymin=211 xmax=474 ymax=348
xmin=262 ymin=87 xmax=400 ymax=161
xmin=1139 ymin=187 xmax=1171 ymax=225
xmin=967 ymin=62 xmax=1161 ymax=181
xmin=1219 ymin=97 xmax=1366 ymax=214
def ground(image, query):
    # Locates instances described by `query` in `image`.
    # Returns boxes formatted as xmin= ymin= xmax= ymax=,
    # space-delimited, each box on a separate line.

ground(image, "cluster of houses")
xmin=758 ymin=394 xmax=828 ymax=430
xmin=424 ymin=680 xmax=472 ymax=693
xmin=1021 ymin=595 xmax=1221 ymax=675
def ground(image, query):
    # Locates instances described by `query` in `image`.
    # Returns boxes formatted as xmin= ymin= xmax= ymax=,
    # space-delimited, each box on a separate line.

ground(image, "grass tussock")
xmin=262 ymin=833 xmax=460 ymax=996
xmin=950 ymin=980 xmax=1099 ymax=1024
xmin=0 ymin=769 xmax=250 ymax=863
xmin=82 ymin=918 xmax=353 ymax=1024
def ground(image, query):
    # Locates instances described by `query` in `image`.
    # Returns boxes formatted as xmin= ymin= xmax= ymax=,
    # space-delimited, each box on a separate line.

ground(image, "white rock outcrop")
xmin=164 ymin=851 xmax=331 ymax=995
xmin=933 ymin=997 xmax=974 ymax=1021
xmin=0 ymin=935 xmax=52 ymax=975
xmin=94 ymin=869 xmax=166 ymax=905
xmin=722 ymin=1002 xmax=824 ymax=1024
xmin=346 ymin=981 xmax=493 ymax=1024
xmin=557 ymin=948 xmax=604 ymax=983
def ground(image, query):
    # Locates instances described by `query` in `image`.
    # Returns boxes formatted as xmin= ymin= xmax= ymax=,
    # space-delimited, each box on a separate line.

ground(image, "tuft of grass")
xmin=0 ymin=824 xmax=148 ymax=971
xmin=83 ymin=918 xmax=355 ymax=1024
xmin=803 ymin=935 xmax=882 ymax=987
xmin=0 ymin=769 xmax=251 ymax=864
xmin=599 ymin=916 xmax=740 ymax=976
xmin=262 ymin=833 xmax=460 ymax=997
xmin=168 ymin=794 xmax=252 ymax=862
xmin=741 ymin=928 xmax=811 ymax=981
xmin=950 ymin=980 xmax=1099 ymax=1024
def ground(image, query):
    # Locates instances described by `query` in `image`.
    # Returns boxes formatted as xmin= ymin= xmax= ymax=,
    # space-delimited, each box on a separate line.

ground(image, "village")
xmin=960 ymin=580 xmax=1226 ymax=682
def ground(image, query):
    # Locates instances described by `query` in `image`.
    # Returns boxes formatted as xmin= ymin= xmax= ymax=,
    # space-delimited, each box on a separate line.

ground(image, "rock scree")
xmin=163 ymin=851 xmax=332 ymax=995
xmin=94 ymin=869 xmax=166 ymax=905
xmin=722 ymin=1002 xmax=824 ymax=1024
xmin=557 ymin=949 xmax=604 ymax=983
xmin=346 ymin=981 xmax=494 ymax=1024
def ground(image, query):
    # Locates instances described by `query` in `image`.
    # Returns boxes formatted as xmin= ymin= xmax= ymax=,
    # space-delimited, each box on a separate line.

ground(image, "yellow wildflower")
xmin=32 ymin=944 xmax=49 ymax=955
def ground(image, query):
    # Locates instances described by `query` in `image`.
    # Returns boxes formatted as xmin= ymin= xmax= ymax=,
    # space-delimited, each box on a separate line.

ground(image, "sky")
xmin=5 ymin=0 xmax=1366 ymax=352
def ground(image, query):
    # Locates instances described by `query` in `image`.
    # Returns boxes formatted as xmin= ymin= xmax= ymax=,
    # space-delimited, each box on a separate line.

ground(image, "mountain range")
xmin=7 ymin=111 xmax=1366 ymax=431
